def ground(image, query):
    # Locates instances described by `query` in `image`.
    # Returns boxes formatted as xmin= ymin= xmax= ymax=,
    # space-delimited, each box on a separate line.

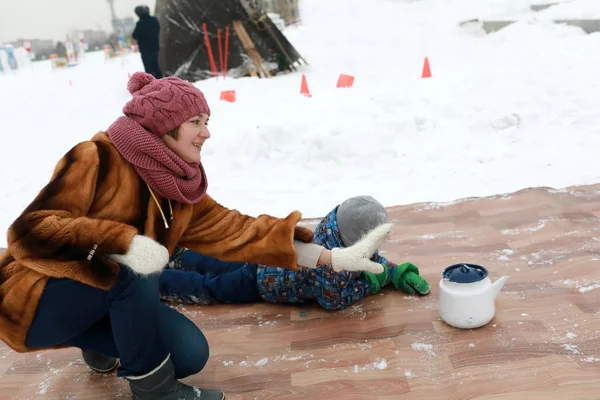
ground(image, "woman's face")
xmin=162 ymin=114 xmax=210 ymax=164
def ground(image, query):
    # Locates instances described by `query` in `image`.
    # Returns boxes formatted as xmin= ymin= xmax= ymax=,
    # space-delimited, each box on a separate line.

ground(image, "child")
xmin=159 ymin=196 xmax=430 ymax=311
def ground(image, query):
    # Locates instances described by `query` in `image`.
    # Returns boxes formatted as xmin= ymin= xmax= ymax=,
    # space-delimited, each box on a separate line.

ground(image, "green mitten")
xmin=363 ymin=264 xmax=391 ymax=295
xmin=391 ymin=262 xmax=430 ymax=295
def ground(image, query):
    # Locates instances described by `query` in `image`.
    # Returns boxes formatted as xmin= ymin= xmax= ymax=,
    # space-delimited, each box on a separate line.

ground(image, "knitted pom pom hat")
xmin=122 ymin=72 xmax=210 ymax=137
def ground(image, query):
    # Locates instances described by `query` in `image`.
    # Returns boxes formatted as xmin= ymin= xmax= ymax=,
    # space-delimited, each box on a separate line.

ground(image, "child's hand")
xmin=330 ymin=223 xmax=393 ymax=274
xmin=392 ymin=262 xmax=430 ymax=295
xmin=396 ymin=271 xmax=430 ymax=295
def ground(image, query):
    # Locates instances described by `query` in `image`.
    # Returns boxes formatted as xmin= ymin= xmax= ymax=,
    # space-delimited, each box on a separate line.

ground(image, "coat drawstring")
xmin=146 ymin=183 xmax=173 ymax=229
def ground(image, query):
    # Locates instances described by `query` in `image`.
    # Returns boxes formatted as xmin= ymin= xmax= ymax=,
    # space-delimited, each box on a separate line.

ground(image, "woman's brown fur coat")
xmin=0 ymin=132 xmax=313 ymax=352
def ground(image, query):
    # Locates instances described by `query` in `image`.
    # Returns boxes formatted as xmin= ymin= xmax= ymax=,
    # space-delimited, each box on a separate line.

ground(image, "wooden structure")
xmin=155 ymin=0 xmax=307 ymax=81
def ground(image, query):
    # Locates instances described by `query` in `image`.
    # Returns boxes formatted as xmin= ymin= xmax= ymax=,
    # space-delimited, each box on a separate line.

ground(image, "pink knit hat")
xmin=123 ymin=72 xmax=210 ymax=137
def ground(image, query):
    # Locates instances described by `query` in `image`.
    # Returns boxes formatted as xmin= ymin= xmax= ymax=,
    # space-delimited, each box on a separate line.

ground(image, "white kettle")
xmin=438 ymin=263 xmax=508 ymax=329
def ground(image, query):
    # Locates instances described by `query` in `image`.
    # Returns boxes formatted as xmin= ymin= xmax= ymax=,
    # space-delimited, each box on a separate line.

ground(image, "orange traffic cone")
xmin=300 ymin=74 xmax=312 ymax=97
xmin=336 ymin=73 xmax=355 ymax=88
xmin=421 ymin=57 xmax=432 ymax=78
xmin=220 ymin=90 xmax=236 ymax=103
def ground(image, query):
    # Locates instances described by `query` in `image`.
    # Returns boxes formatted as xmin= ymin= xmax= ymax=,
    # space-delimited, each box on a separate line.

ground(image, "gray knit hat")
xmin=337 ymin=195 xmax=389 ymax=247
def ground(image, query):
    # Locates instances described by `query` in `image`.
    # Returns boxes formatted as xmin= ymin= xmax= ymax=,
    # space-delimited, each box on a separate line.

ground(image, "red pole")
xmin=217 ymin=28 xmax=224 ymax=77
xmin=223 ymin=26 xmax=230 ymax=78
xmin=202 ymin=22 xmax=218 ymax=77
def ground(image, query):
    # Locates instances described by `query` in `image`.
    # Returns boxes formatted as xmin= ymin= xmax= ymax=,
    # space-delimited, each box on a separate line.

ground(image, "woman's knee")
xmin=173 ymin=327 xmax=209 ymax=379
xmin=159 ymin=304 xmax=210 ymax=379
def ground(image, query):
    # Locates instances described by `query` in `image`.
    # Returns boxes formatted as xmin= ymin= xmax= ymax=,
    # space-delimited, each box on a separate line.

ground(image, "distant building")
xmin=9 ymin=38 xmax=55 ymax=60
xmin=81 ymin=30 xmax=110 ymax=51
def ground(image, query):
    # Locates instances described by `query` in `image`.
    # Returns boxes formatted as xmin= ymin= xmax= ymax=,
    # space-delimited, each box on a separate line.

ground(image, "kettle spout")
xmin=490 ymin=275 xmax=509 ymax=299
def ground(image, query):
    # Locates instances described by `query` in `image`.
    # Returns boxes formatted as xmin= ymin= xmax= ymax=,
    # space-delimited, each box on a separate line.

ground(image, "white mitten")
xmin=106 ymin=235 xmax=169 ymax=275
xmin=331 ymin=223 xmax=393 ymax=274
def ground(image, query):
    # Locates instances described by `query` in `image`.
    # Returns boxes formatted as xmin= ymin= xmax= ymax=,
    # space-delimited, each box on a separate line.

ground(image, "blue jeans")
xmin=159 ymin=252 xmax=261 ymax=305
xmin=25 ymin=265 xmax=208 ymax=379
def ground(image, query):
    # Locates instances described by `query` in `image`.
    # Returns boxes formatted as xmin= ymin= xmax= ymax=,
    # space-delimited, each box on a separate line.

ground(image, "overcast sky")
xmin=0 ymin=0 xmax=157 ymax=42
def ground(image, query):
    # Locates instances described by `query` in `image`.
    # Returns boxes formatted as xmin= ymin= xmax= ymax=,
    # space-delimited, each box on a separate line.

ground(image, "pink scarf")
xmin=107 ymin=116 xmax=207 ymax=204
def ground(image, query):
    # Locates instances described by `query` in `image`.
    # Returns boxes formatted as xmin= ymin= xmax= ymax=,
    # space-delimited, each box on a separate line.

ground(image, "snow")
xmin=2 ymin=0 xmax=600 ymax=247
xmin=38 ymin=380 xmax=50 ymax=394
xmin=411 ymin=342 xmax=436 ymax=357
xmin=562 ymin=279 xmax=600 ymax=293
xmin=481 ymin=0 xmax=600 ymax=20
xmin=562 ymin=343 xmax=582 ymax=354
xmin=352 ymin=358 xmax=388 ymax=372
xmin=255 ymin=357 xmax=269 ymax=366
xmin=579 ymin=283 xmax=600 ymax=293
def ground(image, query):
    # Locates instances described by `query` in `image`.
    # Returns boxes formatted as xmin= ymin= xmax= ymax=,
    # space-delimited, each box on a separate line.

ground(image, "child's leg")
xmin=312 ymin=265 xmax=371 ymax=311
xmin=258 ymin=264 xmax=371 ymax=310
xmin=168 ymin=247 xmax=248 ymax=275
xmin=159 ymin=263 xmax=261 ymax=305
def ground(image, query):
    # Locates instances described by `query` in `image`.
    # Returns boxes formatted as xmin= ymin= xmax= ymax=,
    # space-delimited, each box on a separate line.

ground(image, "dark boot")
xmin=82 ymin=349 xmax=119 ymax=373
xmin=127 ymin=355 xmax=224 ymax=400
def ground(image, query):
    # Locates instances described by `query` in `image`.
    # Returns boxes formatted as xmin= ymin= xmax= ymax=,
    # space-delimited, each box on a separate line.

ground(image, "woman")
xmin=0 ymin=72 xmax=391 ymax=400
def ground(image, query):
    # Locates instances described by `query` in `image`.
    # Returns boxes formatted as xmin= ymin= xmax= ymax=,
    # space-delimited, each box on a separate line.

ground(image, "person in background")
xmin=132 ymin=5 xmax=162 ymax=78
xmin=55 ymin=42 xmax=67 ymax=58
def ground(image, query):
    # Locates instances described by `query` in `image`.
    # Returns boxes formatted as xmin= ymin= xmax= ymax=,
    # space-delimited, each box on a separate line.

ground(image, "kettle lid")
xmin=443 ymin=263 xmax=488 ymax=283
